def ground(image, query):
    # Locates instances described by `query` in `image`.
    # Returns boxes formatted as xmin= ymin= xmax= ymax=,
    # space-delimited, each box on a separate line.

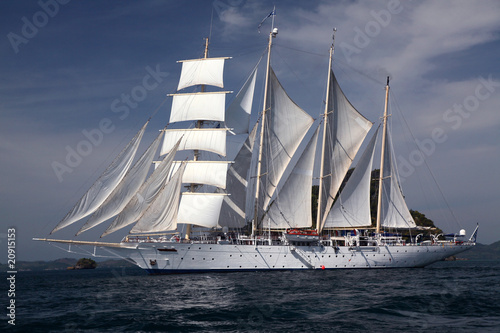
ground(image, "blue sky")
xmin=1 ymin=0 xmax=499 ymax=261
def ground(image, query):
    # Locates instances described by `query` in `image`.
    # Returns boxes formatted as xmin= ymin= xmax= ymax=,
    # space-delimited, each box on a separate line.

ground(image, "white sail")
xmin=51 ymin=121 xmax=148 ymax=234
xmin=324 ymin=127 xmax=379 ymax=228
xmin=160 ymin=128 xmax=226 ymax=156
xmin=265 ymin=126 xmax=319 ymax=229
xmin=225 ymin=66 xmax=258 ymax=135
xmin=380 ymin=131 xmax=416 ymax=228
xmin=101 ymin=138 xmax=181 ymax=237
xmin=169 ymin=92 xmax=228 ymax=123
xmin=177 ymin=58 xmax=228 ymax=91
xmin=169 ymin=161 xmax=230 ymax=189
xmin=260 ymin=68 xmax=314 ymax=211
xmin=77 ymin=131 xmax=164 ymax=235
xmin=130 ymin=163 xmax=186 ymax=234
xmin=218 ymin=123 xmax=258 ymax=228
xmin=177 ymin=193 xmax=226 ymax=228
xmin=319 ymin=71 xmax=372 ymax=229
xmin=225 ymin=66 xmax=258 ymax=162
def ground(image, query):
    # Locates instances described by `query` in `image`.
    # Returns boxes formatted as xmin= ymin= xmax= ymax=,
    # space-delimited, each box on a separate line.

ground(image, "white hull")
xmin=107 ymin=241 xmax=474 ymax=274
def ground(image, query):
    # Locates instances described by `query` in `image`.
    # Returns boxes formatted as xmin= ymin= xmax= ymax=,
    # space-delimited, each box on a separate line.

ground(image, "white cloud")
xmin=385 ymin=0 xmax=500 ymax=76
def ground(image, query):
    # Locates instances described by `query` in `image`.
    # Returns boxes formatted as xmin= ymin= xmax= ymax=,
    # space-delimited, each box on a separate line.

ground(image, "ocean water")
xmin=4 ymin=260 xmax=500 ymax=332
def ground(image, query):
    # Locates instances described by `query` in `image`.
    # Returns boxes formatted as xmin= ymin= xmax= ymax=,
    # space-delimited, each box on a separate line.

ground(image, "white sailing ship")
xmin=35 ymin=21 xmax=477 ymax=274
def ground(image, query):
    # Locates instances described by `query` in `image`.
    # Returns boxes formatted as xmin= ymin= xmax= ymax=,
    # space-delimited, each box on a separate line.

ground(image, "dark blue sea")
xmin=4 ymin=260 xmax=500 ymax=332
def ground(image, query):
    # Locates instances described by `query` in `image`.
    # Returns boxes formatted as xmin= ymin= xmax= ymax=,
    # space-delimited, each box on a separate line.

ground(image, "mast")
xmin=376 ymin=76 xmax=390 ymax=234
xmin=317 ymin=29 xmax=335 ymax=234
xmin=185 ymin=37 xmax=210 ymax=240
xmin=252 ymin=21 xmax=277 ymax=237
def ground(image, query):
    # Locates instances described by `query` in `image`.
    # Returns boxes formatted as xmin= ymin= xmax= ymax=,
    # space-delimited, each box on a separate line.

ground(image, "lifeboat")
xmin=285 ymin=229 xmax=320 ymax=242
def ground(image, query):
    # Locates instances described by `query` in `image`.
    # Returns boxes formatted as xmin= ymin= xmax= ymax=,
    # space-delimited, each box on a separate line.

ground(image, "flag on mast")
xmin=258 ymin=8 xmax=276 ymax=33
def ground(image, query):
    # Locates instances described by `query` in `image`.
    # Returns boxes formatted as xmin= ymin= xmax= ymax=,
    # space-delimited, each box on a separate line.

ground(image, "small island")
xmin=67 ymin=258 xmax=97 ymax=270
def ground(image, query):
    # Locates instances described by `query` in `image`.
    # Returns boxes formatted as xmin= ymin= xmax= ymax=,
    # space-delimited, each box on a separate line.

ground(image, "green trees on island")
xmin=67 ymin=258 xmax=97 ymax=270
xmin=76 ymin=258 xmax=97 ymax=269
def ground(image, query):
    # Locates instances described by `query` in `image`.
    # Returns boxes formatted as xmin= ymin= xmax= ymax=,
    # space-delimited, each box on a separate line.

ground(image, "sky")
xmin=1 ymin=0 xmax=499 ymax=262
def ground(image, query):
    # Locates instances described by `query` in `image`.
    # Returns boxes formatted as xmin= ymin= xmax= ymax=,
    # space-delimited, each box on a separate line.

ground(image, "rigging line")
xmin=386 ymin=121 xmax=415 ymax=228
xmin=388 ymin=94 xmax=420 ymax=191
xmin=274 ymin=43 xmax=329 ymax=58
xmin=272 ymin=46 xmax=318 ymax=105
xmin=386 ymin=125 xmax=405 ymax=197
xmin=382 ymin=177 xmax=410 ymax=226
xmin=339 ymin=206 xmax=366 ymax=229
xmin=51 ymin=120 xmax=150 ymax=234
xmin=278 ymin=40 xmax=381 ymax=91
xmin=214 ymin=43 xmax=265 ymax=58
xmin=381 ymin=130 xmax=415 ymax=230
xmin=42 ymin=94 xmax=169 ymax=235
xmin=276 ymin=42 xmax=384 ymax=89
xmin=226 ymin=52 xmax=265 ymax=108
xmin=334 ymin=65 xmax=384 ymax=118
xmin=209 ymin=6 xmax=214 ymax=42
xmin=149 ymin=94 xmax=170 ymax=121
xmin=232 ymin=44 xmax=268 ymax=57
xmin=390 ymin=90 xmax=462 ymax=228
xmin=334 ymin=58 xmax=385 ymax=87
xmin=388 ymin=95 xmax=426 ymax=196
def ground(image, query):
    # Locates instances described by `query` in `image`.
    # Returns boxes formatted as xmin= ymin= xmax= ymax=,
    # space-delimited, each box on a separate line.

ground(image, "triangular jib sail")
xmin=318 ymin=71 xmax=372 ymax=231
xmin=324 ymin=127 xmax=379 ymax=229
xmin=225 ymin=64 xmax=258 ymax=135
xmin=130 ymin=162 xmax=186 ymax=234
xmin=51 ymin=121 xmax=149 ymax=234
xmin=380 ymin=130 xmax=416 ymax=229
xmin=265 ymin=126 xmax=319 ymax=229
xmin=259 ymin=68 xmax=315 ymax=213
xmin=77 ymin=130 xmax=164 ymax=235
xmin=218 ymin=123 xmax=258 ymax=228
xmin=101 ymin=138 xmax=181 ymax=237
